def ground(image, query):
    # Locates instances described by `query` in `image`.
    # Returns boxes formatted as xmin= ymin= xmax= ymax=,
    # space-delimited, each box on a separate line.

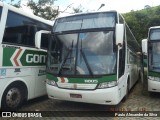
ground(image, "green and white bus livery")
xmin=0 ymin=2 xmax=52 ymax=110
xmin=36 ymin=11 xmax=141 ymax=105
xmin=142 ymin=26 xmax=160 ymax=93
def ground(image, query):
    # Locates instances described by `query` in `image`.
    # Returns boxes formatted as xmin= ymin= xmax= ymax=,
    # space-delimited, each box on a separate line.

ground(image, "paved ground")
xmin=1 ymin=79 xmax=160 ymax=120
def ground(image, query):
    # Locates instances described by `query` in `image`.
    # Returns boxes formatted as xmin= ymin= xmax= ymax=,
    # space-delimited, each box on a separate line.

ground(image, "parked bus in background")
xmin=142 ymin=26 xmax=160 ymax=93
xmin=36 ymin=11 xmax=141 ymax=105
xmin=0 ymin=2 xmax=53 ymax=110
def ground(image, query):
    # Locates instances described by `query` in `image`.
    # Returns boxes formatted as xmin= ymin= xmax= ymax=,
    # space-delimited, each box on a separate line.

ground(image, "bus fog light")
xmin=98 ymin=81 xmax=117 ymax=89
xmin=46 ymin=79 xmax=57 ymax=86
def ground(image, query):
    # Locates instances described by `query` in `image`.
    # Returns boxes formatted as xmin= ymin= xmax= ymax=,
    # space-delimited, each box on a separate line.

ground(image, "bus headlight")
xmin=46 ymin=79 xmax=57 ymax=86
xmin=97 ymin=81 xmax=117 ymax=89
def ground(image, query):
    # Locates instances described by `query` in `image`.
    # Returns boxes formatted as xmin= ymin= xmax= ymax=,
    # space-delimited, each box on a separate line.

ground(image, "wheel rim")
xmin=6 ymin=88 xmax=21 ymax=108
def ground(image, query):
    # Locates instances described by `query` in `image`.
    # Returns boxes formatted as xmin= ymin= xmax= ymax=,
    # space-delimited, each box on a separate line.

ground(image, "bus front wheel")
xmin=1 ymin=83 xmax=25 ymax=111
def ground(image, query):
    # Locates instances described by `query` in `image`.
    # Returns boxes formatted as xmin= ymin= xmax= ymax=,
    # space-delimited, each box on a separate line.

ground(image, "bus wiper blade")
xmin=58 ymin=40 xmax=74 ymax=75
xmin=80 ymin=49 xmax=94 ymax=76
xmin=58 ymin=50 xmax=71 ymax=75
xmin=70 ymin=40 xmax=74 ymax=63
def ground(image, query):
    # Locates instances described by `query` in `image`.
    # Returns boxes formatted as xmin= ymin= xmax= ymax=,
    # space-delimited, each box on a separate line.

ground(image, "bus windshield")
xmin=53 ymin=12 xmax=115 ymax=32
xmin=150 ymin=29 xmax=160 ymax=40
xmin=47 ymin=31 xmax=116 ymax=76
xmin=149 ymin=42 xmax=160 ymax=72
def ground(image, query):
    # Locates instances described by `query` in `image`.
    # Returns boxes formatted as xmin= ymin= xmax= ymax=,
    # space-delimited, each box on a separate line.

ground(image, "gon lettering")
xmin=26 ymin=54 xmax=46 ymax=63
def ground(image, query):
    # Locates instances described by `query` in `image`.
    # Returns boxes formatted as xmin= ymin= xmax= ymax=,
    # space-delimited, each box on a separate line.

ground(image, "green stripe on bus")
xmin=3 ymin=47 xmax=47 ymax=66
xmin=3 ymin=48 xmax=16 ymax=66
xmin=148 ymin=71 xmax=160 ymax=78
xmin=47 ymin=73 xmax=117 ymax=83
xmin=47 ymin=74 xmax=58 ymax=81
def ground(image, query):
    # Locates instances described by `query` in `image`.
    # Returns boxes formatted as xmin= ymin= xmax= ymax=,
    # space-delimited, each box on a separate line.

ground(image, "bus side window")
xmin=2 ymin=10 xmax=51 ymax=48
xmin=129 ymin=52 xmax=136 ymax=64
xmin=0 ymin=7 xmax=2 ymax=21
xmin=2 ymin=11 xmax=36 ymax=47
xmin=41 ymin=33 xmax=50 ymax=50
xmin=119 ymin=41 xmax=125 ymax=77
xmin=3 ymin=25 xmax=36 ymax=46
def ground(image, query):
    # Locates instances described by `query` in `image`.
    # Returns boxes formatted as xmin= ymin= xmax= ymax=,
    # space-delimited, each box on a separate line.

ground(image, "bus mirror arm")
xmin=117 ymin=43 xmax=123 ymax=50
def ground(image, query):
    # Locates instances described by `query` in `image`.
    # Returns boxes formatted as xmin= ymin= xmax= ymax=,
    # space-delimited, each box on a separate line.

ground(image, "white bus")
xmin=142 ymin=26 xmax=160 ymax=93
xmin=0 ymin=2 xmax=52 ymax=110
xmin=36 ymin=11 xmax=141 ymax=105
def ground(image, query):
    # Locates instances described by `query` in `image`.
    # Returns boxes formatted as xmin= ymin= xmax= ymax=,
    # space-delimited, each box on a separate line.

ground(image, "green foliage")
xmin=27 ymin=0 xmax=59 ymax=20
xmin=1 ymin=0 xmax=58 ymax=20
xmin=123 ymin=5 xmax=160 ymax=45
xmin=0 ymin=0 xmax=21 ymax=8
xmin=72 ymin=5 xmax=83 ymax=13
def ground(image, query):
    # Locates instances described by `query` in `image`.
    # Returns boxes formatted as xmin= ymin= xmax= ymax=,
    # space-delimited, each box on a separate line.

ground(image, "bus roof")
xmin=0 ymin=1 xmax=53 ymax=26
xmin=56 ymin=10 xmax=118 ymax=20
xmin=149 ymin=26 xmax=160 ymax=29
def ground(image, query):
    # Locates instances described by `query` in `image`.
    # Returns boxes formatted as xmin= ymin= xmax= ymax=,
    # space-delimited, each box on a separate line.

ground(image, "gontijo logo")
xmin=5 ymin=48 xmax=47 ymax=66
xmin=26 ymin=54 xmax=46 ymax=63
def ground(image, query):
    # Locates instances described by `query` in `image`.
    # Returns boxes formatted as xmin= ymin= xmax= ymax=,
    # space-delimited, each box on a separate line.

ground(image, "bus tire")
xmin=122 ymin=79 xmax=130 ymax=102
xmin=1 ymin=82 xmax=27 ymax=111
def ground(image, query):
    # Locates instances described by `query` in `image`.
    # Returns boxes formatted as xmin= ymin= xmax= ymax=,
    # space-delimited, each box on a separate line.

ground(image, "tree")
xmin=123 ymin=5 xmax=160 ymax=45
xmin=1 ymin=0 xmax=59 ymax=20
xmin=72 ymin=5 xmax=83 ymax=13
xmin=144 ymin=5 xmax=151 ymax=9
xmin=0 ymin=0 xmax=21 ymax=8
xmin=27 ymin=0 xmax=59 ymax=20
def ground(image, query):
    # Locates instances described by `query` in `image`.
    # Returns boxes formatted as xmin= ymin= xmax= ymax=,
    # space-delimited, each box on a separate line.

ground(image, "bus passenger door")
xmin=34 ymin=66 xmax=47 ymax=97
xmin=34 ymin=34 xmax=49 ymax=97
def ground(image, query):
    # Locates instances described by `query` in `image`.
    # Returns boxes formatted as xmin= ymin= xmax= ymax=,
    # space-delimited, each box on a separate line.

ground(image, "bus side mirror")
xmin=35 ymin=30 xmax=51 ymax=49
xmin=116 ymin=24 xmax=124 ymax=49
xmin=141 ymin=39 xmax=147 ymax=55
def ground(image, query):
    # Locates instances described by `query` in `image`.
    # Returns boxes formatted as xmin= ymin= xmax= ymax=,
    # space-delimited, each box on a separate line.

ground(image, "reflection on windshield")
xmin=150 ymin=42 xmax=160 ymax=72
xmin=54 ymin=13 xmax=115 ymax=32
xmin=47 ymin=31 xmax=116 ymax=76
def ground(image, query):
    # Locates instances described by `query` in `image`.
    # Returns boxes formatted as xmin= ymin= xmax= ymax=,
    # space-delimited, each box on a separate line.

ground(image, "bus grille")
xmin=57 ymin=83 xmax=97 ymax=90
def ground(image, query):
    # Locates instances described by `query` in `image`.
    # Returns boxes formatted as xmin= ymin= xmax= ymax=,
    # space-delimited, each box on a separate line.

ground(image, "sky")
xmin=4 ymin=0 xmax=160 ymax=16
xmin=54 ymin=0 xmax=160 ymax=13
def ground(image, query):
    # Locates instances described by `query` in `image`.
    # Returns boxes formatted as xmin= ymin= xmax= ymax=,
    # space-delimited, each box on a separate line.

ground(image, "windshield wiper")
xmin=58 ymin=40 xmax=74 ymax=75
xmin=79 ymin=38 xmax=94 ymax=76
xmin=58 ymin=49 xmax=71 ymax=75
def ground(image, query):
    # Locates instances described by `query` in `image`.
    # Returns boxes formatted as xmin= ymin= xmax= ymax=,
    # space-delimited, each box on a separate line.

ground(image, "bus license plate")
xmin=70 ymin=93 xmax=82 ymax=98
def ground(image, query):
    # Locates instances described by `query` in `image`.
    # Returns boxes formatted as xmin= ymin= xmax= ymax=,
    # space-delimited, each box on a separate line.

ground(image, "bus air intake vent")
xmin=57 ymin=83 xmax=97 ymax=90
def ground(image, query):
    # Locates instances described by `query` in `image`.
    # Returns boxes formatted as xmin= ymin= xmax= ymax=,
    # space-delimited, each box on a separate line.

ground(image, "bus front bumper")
xmin=148 ymin=79 xmax=160 ymax=92
xmin=46 ymin=84 xmax=120 ymax=105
